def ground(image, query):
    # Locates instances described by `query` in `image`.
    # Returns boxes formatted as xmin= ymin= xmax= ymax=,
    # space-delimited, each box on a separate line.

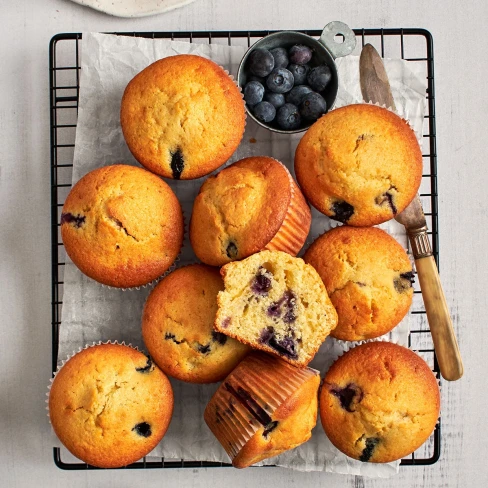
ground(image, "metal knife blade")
xmin=359 ymin=43 xmax=463 ymax=381
xmin=359 ymin=44 xmax=396 ymax=110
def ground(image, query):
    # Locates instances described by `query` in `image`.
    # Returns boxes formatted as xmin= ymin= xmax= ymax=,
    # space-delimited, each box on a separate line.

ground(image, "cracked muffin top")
xmin=142 ymin=264 xmax=250 ymax=383
xmin=294 ymin=104 xmax=423 ymax=226
xmin=190 ymin=156 xmax=311 ymax=266
xmin=49 ymin=343 xmax=174 ymax=468
xmin=303 ymin=226 xmax=414 ymax=341
xmin=319 ymin=341 xmax=440 ymax=463
xmin=60 ymin=164 xmax=184 ymax=288
xmin=120 ymin=54 xmax=246 ymax=180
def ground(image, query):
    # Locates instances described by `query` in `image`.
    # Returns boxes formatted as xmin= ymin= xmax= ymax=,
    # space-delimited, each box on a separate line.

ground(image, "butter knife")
xmin=359 ymin=44 xmax=463 ymax=381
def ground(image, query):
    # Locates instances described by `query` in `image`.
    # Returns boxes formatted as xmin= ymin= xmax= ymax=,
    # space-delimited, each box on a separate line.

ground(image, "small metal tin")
xmin=237 ymin=21 xmax=356 ymax=134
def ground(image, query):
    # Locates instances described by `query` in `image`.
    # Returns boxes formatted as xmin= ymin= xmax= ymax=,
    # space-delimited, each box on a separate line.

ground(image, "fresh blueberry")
xmin=132 ymin=422 xmax=152 ymax=438
xmin=270 ymin=47 xmax=289 ymax=69
xmin=276 ymin=103 xmax=301 ymax=130
xmin=299 ymin=92 xmax=327 ymax=121
xmin=266 ymin=68 xmax=294 ymax=94
xmin=331 ymin=200 xmax=354 ymax=223
xmin=287 ymin=64 xmax=310 ymax=85
xmin=247 ymin=74 xmax=265 ymax=84
xmin=244 ymin=81 xmax=265 ymax=107
xmin=307 ymin=64 xmax=332 ymax=92
xmin=248 ymin=48 xmax=275 ymax=77
xmin=286 ymin=85 xmax=313 ymax=106
xmin=170 ymin=149 xmax=184 ymax=179
xmin=253 ymin=101 xmax=276 ymax=123
xmin=263 ymin=92 xmax=285 ymax=109
xmin=289 ymin=44 xmax=313 ymax=65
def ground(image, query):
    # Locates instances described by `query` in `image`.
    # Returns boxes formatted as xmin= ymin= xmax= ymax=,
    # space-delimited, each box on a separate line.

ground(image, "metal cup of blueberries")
xmin=238 ymin=22 xmax=357 ymax=133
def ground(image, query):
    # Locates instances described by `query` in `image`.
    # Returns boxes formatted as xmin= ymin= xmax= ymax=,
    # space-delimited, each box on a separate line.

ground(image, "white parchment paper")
xmin=56 ymin=32 xmax=428 ymax=477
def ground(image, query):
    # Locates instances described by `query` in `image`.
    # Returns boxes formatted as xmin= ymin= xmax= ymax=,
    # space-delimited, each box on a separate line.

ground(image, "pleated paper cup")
xmin=204 ymin=352 xmax=320 ymax=468
xmin=264 ymin=160 xmax=312 ymax=256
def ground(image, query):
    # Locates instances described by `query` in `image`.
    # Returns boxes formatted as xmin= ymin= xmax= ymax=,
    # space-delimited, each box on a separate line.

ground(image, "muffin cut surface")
xmin=214 ymin=250 xmax=338 ymax=366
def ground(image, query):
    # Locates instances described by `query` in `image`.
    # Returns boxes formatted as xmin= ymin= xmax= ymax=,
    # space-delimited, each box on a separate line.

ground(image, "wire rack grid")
xmin=50 ymin=28 xmax=441 ymax=470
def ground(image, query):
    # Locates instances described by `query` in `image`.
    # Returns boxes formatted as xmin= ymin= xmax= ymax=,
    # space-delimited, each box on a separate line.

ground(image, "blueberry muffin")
xmin=142 ymin=264 xmax=250 ymax=383
xmin=214 ymin=250 xmax=338 ymax=366
xmin=319 ymin=342 xmax=440 ymax=463
xmin=303 ymin=226 xmax=414 ymax=341
xmin=294 ymin=104 xmax=423 ymax=226
xmin=190 ymin=156 xmax=311 ymax=266
xmin=60 ymin=164 xmax=184 ymax=288
xmin=204 ymin=352 xmax=320 ymax=468
xmin=120 ymin=54 xmax=246 ymax=180
xmin=49 ymin=343 xmax=174 ymax=468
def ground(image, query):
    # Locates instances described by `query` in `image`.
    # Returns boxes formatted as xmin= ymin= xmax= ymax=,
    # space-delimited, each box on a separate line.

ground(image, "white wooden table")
xmin=1 ymin=1 xmax=486 ymax=486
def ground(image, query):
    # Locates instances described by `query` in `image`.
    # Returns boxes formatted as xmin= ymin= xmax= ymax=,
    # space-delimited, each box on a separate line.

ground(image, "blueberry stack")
xmin=243 ymin=45 xmax=332 ymax=131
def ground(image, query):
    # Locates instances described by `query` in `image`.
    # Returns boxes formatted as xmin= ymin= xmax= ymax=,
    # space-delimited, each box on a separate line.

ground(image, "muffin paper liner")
xmin=264 ymin=159 xmax=312 ymax=256
xmin=204 ymin=353 xmax=319 ymax=463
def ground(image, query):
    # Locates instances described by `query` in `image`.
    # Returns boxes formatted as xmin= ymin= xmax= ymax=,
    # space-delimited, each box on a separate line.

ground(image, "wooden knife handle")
xmin=415 ymin=255 xmax=463 ymax=381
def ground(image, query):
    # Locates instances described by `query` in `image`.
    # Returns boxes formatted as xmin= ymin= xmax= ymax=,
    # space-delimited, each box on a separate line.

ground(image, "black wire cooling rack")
xmin=50 ymin=28 xmax=441 ymax=469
